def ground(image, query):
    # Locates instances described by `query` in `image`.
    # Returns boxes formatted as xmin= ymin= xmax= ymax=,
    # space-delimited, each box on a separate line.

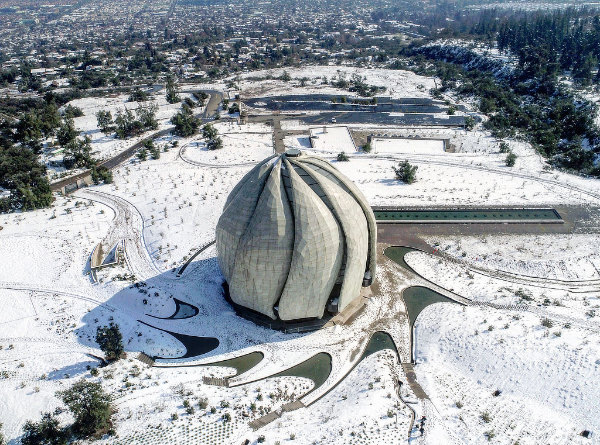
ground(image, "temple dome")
xmin=216 ymin=150 xmax=376 ymax=321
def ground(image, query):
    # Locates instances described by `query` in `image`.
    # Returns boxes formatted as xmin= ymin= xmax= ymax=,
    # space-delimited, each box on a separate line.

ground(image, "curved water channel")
xmin=146 ymin=298 xmax=199 ymax=320
xmin=384 ymin=246 xmax=464 ymax=361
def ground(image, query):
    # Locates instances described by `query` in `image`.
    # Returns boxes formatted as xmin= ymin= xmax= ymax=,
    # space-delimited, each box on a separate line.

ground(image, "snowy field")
xmin=1 ymin=66 xmax=600 ymax=444
xmin=309 ymin=126 xmax=356 ymax=153
xmin=372 ymin=138 xmax=445 ymax=155
xmin=237 ymin=66 xmax=436 ymax=100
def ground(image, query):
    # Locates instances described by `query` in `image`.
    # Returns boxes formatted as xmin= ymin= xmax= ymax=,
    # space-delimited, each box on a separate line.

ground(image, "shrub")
xmin=505 ymin=151 xmax=517 ymax=167
xmin=198 ymin=398 xmax=208 ymax=409
xmin=541 ymin=318 xmax=554 ymax=328
xmin=499 ymin=142 xmax=510 ymax=153
xmin=337 ymin=152 xmax=349 ymax=162
xmin=206 ymin=136 xmax=223 ymax=151
xmin=362 ymin=142 xmax=372 ymax=153
xmin=480 ymin=412 xmax=491 ymax=423
xmin=393 ymin=160 xmax=418 ymax=184
xmin=455 ymin=401 xmax=463 ymax=408
xmin=95 ymin=323 xmax=124 ymax=362
xmin=257 ymin=435 xmax=266 ymax=443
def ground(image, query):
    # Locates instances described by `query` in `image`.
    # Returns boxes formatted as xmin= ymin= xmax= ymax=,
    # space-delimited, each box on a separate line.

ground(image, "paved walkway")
xmin=401 ymin=362 xmax=429 ymax=400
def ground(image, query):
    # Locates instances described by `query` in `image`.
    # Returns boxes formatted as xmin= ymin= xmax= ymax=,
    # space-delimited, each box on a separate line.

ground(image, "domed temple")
xmin=216 ymin=149 xmax=377 ymax=325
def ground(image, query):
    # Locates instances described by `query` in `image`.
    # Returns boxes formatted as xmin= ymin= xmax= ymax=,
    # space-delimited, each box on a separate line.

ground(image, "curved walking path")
xmin=74 ymin=189 xmax=162 ymax=281
xmin=0 ymin=281 xmax=117 ymax=312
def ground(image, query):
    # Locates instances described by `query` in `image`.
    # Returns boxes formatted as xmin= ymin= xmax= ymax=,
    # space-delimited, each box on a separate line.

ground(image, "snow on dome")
xmin=216 ymin=150 xmax=377 ymax=322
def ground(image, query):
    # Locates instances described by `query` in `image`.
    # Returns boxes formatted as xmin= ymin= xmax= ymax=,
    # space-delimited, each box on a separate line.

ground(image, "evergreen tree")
xmin=21 ymin=413 xmax=67 ymax=445
xmin=393 ymin=160 xmax=418 ymax=184
xmin=15 ymin=112 xmax=43 ymax=153
xmin=96 ymin=110 xmax=113 ymax=135
xmin=58 ymin=380 xmax=113 ymax=438
xmin=505 ymin=151 xmax=517 ymax=167
xmin=95 ymin=323 xmax=124 ymax=362
xmin=63 ymin=136 xmax=94 ymax=169
xmin=135 ymin=102 xmax=158 ymax=130
xmin=165 ymin=77 xmax=181 ymax=104
xmin=206 ymin=136 xmax=223 ymax=150
xmin=202 ymin=123 xmax=218 ymax=140
xmin=39 ymin=102 xmax=62 ymax=139
xmin=171 ymin=107 xmax=199 ymax=137
xmin=56 ymin=117 xmax=79 ymax=147
xmin=0 ymin=143 xmax=53 ymax=211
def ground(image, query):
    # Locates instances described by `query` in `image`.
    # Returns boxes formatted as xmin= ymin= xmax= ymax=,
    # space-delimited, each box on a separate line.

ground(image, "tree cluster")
xmin=97 ymin=103 xmax=158 ymax=139
xmin=171 ymin=105 xmax=200 ymax=137
xmin=22 ymin=380 xmax=114 ymax=444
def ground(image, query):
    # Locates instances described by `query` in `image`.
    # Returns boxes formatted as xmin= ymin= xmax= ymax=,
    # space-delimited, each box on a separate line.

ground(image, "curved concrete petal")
xmin=229 ymin=162 xmax=294 ymax=319
xmin=216 ymin=160 xmax=275 ymax=281
xmin=301 ymin=157 xmax=377 ymax=279
xmin=224 ymin=154 xmax=278 ymax=208
xmin=292 ymin=160 xmax=368 ymax=311
xmin=277 ymin=160 xmax=343 ymax=320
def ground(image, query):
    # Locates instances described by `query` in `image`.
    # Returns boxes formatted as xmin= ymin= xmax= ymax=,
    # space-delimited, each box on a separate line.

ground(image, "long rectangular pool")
xmin=373 ymin=208 xmax=563 ymax=223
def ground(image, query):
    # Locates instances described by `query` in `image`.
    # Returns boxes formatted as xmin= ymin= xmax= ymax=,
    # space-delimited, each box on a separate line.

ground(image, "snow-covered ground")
xmin=415 ymin=304 xmax=598 ymax=445
xmin=237 ymin=66 xmax=436 ymax=100
xmin=372 ymin=137 xmax=445 ymax=155
xmin=2 ymin=66 xmax=600 ymax=444
xmin=308 ymin=126 xmax=357 ymax=153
